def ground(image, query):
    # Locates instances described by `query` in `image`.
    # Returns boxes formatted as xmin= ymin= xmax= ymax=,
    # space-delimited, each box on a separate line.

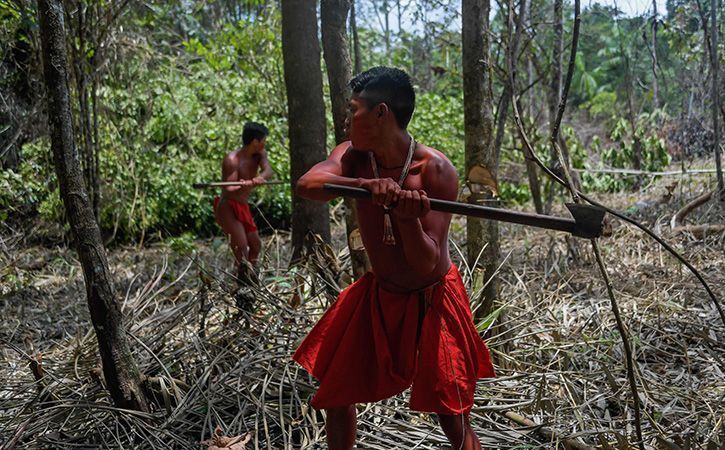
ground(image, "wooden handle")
xmin=322 ymin=183 xmax=604 ymax=238
xmin=193 ymin=180 xmax=288 ymax=189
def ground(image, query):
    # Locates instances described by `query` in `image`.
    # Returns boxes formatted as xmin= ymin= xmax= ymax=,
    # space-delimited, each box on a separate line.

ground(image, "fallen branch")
xmin=672 ymin=224 xmax=725 ymax=238
xmin=670 ymin=191 xmax=713 ymax=228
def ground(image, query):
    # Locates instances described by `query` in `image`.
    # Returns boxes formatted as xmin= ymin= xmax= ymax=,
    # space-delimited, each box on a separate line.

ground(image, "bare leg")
xmin=247 ymin=231 xmax=262 ymax=266
xmin=438 ymin=413 xmax=481 ymax=450
xmin=326 ymin=405 xmax=356 ymax=450
xmin=214 ymin=200 xmax=249 ymax=267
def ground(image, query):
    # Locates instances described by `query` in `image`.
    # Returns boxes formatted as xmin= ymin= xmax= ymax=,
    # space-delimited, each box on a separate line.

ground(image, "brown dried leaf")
xmin=201 ymin=426 xmax=253 ymax=450
xmin=467 ymin=164 xmax=498 ymax=196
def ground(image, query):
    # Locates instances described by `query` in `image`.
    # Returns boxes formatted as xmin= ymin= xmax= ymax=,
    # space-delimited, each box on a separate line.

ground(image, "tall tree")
xmin=650 ymin=0 xmax=659 ymax=109
xmin=712 ymin=0 xmax=723 ymax=196
xmin=544 ymin=0 xmax=564 ymax=213
xmin=499 ymin=0 xmax=542 ymax=214
xmin=37 ymin=0 xmax=148 ymax=411
xmin=462 ymin=0 xmax=498 ymax=319
xmin=281 ymin=0 xmax=331 ymax=261
xmin=618 ymin=23 xmax=644 ymax=188
xmin=549 ymin=0 xmax=563 ymax=139
xmin=547 ymin=0 xmax=581 ymax=200
xmin=321 ymin=0 xmax=371 ymax=278
xmin=350 ymin=0 xmax=362 ymax=73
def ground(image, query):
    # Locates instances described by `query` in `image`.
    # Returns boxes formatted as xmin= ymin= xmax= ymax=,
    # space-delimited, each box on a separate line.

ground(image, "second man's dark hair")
xmin=243 ymin=122 xmax=269 ymax=145
xmin=349 ymin=66 xmax=415 ymax=129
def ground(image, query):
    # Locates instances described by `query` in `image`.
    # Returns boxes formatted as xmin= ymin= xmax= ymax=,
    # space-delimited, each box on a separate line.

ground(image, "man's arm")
xmin=296 ymin=142 xmax=359 ymax=201
xmin=297 ymin=141 xmax=405 ymax=203
xmin=252 ymin=150 xmax=275 ymax=184
xmin=393 ymin=155 xmax=457 ymax=275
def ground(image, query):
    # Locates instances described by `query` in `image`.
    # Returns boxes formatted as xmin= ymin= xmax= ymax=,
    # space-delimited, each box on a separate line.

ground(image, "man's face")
xmin=255 ymin=137 xmax=267 ymax=151
xmin=347 ymin=94 xmax=380 ymax=151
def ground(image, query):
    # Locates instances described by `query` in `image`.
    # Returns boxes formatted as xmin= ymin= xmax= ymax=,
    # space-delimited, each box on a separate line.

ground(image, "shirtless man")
xmin=214 ymin=122 xmax=273 ymax=272
xmin=293 ymin=67 xmax=495 ymax=450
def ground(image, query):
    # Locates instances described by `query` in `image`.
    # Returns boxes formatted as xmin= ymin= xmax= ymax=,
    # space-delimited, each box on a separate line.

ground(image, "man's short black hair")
xmin=242 ymin=122 xmax=269 ymax=145
xmin=349 ymin=66 xmax=415 ymax=129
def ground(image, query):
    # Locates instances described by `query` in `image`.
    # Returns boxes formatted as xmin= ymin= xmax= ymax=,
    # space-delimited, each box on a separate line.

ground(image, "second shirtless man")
xmin=214 ymin=122 xmax=273 ymax=274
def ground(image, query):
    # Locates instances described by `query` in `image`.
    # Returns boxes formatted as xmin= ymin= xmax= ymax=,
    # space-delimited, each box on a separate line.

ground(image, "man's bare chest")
xmin=236 ymin=154 xmax=261 ymax=177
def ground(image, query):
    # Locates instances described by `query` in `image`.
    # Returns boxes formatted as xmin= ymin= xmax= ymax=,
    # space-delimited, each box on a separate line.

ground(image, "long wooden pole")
xmin=193 ymin=180 xmax=288 ymax=188
xmin=323 ymin=183 xmax=604 ymax=238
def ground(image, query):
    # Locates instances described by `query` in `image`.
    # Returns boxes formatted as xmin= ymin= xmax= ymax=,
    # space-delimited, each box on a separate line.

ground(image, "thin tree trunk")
xmin=384 ymin=0 xmax=390 ymax=57
xmin=623 ymin=48 xmax=644 ymax=189
xmin=500 ymin=0 xmax=542 ymax=214
xmin=651 ymin=0 xmax=659 ymax=109
xmin=37 ymin=0 xmax=148 ymax=411
xmin=321 ymin=0 xmax=371 ymax=279
xmin=463 ymin=0 xmax=498 ymax=319
xmin=281 ymin=0 xmax=331 ymax=262
xmin=712 ymin=0 xmax=723 ymax=196
xmin=549 ymin=0 xmax=563 ymax=139
xmin=545 ymin=0 xmax=563 ymax=213
xmin=351 ymin=0 xmax=362 ymax=74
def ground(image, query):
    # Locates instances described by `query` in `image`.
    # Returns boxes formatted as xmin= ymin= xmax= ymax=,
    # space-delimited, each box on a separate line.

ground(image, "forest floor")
xmin=1 ymin=165 xmax=723 ymax=449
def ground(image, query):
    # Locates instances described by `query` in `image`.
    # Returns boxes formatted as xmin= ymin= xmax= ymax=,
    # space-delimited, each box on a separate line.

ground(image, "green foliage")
xmin=10 ymin=9 xmax=291 ymax=241
xmin=165 ymin=232 xmax=197 ymax=255
xmin=570 ymin=110 xmax=671 ymax=192
xmin=584 ymin=91 xmax=618 ymax=119
xmin=409 ymin=91 xmax=465 ymax=171
xmin=0 ymin=139 xmax=56 ymax=220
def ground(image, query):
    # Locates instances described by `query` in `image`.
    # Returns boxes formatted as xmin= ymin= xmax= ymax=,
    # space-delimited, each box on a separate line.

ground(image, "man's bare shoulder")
xmin=418 ymin=144 xmax=458 ymax=178
xmin=223 ymin=149 xmax=241 ymax=163
xmin=333 ymin=140 xmax=366 ymax=171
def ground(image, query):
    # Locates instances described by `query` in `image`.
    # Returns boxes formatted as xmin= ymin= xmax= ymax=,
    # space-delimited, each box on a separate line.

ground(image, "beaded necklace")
xmin=369 ymin=136 xmax=416 ymax=245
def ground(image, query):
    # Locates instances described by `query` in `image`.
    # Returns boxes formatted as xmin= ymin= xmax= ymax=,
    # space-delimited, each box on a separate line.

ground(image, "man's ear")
xmin=377 ymin=103 xmax=389 ymax=118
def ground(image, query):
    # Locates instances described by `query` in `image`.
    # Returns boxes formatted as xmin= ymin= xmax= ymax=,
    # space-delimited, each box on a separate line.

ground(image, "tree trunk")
xmin=712 ymin=0 xmax=723 ymax=196
xmin=544 ymin=0 xmax=564 ymax=213
xmin=651 ymin=0 xmax=659 ymax=109
xmin=462 ymin=0 xmax=498 ymax=320
xmin=37 ymin=0 xmax=148 ymax=412
xmin=549 ymin=0 xmax=563 ymax=140
xmin=68 ymin=1 xmax=101 ymax=221
xmin=384 ymin=0 xmax=390 ymax=57
xmin=499 ymin=0 xmax=542 ymax=214
xmin=282 ymin=0 xmax=332 ymax=262
xmin=350 ymin=0 xmax=362 ymax=74
xmin=621 ymin=40 xmax=644 ymax=189
xmin=321 ymin=0 xmax=371 ymax=279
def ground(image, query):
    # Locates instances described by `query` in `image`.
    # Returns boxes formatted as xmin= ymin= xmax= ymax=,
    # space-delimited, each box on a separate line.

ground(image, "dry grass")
xmin=1 ymin=176 xmax=723 ymax=449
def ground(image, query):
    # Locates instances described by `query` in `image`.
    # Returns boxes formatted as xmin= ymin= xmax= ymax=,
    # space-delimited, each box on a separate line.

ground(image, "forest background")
xmin=2 ymin=0 xmax=717 ymax=243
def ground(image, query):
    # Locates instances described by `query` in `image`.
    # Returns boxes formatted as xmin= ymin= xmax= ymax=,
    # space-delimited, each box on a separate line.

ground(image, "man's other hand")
xmin=252 ymin=176 xmax=266 ymax=186
xmin=392 ymin=190 xmax=430 ymax=220
xmin=360 ymin=178 xmax=401 ymax=206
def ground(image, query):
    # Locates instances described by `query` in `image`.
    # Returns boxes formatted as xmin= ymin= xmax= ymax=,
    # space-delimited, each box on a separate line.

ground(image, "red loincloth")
xmin=293 ymin=264 xmax=495 ymax=414
xmin=214 ymin=196 xmax=258 ymax=233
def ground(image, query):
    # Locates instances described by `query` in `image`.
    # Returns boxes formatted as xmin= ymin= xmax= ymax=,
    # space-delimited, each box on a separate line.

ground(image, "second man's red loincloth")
xmin=214 ymin=196 xmax=258 ymax=233
xmin=293 ymin=264 xmax=495 ymax=415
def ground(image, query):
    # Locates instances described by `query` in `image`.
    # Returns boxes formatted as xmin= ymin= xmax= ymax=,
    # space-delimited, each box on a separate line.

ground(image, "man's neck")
xmin=240 ymin=144 xmax=255 ymax=156
xmin=372 ymin=130 xmax=412 ymax=169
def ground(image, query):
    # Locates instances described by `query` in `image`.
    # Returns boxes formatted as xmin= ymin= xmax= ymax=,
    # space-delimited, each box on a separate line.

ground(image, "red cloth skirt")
xmin=213 ymin=196 xmax=257 ymax=233
xmin=293 ymin=264 xmax=495 ymax=414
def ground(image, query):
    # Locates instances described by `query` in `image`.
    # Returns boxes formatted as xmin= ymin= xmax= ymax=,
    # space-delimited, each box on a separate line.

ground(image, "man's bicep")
xmin=307 ymin=143 xmax=352 ymax=177
xmin=221 ymin=157 xmax=238 ymax=181
xmin=420 ymin=158 xmax=458 ymax=243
